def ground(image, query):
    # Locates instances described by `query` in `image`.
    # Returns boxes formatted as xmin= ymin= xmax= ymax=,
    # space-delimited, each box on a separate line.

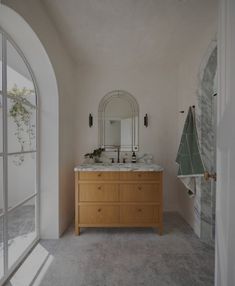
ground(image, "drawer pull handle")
xmin=138 ymin=186 xmax=142 ymax=190
xmin=98 ymin=173 xmax=102 ymax=177
xmin=138 ymin=174 xmax=142 ymax=178
xmin=98 ymin=186 xmax=102 ymax=190
xmin=98 ymin=208 xmax=102 ymax=212
xmin=138 ymin=208 xmax=142 ymax=212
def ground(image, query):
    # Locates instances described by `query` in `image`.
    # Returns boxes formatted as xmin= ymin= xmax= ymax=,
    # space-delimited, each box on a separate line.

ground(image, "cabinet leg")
xmin=75 ymin=227 xmax=80 ymax=236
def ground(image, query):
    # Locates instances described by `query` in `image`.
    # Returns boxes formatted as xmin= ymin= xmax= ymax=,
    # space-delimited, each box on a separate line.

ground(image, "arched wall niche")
xmin=0 ymin=4 xmax=60 ymax=239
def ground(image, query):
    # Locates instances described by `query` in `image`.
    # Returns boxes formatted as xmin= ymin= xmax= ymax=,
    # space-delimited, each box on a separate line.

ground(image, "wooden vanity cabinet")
xmin=75 ymin=171 xmax=163 ymax=235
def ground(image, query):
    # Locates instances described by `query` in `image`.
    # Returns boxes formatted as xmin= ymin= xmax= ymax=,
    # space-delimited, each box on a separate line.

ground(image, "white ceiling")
xmin=41 ymin=0 xmax=217 ymax=68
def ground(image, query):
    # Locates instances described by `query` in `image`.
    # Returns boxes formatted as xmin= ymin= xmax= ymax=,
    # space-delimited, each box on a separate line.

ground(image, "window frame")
xmin=0 ymin=28 xmax=40 ymax=285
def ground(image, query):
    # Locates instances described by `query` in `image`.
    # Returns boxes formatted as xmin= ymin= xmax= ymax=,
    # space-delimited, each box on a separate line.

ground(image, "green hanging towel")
xmin=176 ymin=107 xmax=204 ymax=196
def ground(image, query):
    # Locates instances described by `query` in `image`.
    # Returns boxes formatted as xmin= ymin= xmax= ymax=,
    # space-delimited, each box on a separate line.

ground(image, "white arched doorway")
xmin=0 ymin=4 xmax=60 ymax=284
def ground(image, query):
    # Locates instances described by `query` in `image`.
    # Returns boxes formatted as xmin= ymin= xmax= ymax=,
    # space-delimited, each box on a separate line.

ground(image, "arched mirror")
xmin=98 ymin=90 xmax=139 ymax=151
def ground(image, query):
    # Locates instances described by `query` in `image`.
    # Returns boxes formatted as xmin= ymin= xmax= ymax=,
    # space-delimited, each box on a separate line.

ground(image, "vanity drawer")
xmin=78 ymin=172 xmax=119 ymax=181
xmin=79 ymin=205 xmax=119 ymax=224
xmin=120 ymin=184 xmax=160 ymax=202
xmin=119 ymin=171 xmax=161 ymax=181
xmin=79 ymin=184 xmax=119 ymax=202
xmin=120 ymin=205 xmax=159 ymax=224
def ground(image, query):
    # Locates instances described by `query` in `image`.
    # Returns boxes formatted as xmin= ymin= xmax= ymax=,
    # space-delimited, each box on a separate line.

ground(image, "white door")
xmin=215 ymin=0 xmax=235 ymax=285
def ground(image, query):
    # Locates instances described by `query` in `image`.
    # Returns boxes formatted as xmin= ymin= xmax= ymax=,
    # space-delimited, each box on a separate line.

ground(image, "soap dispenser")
xmin=131 ymin=151 xmax=137 ymax=163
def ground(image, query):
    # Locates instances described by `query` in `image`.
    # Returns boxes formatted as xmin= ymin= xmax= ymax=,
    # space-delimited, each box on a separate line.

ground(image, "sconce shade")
xmin=144 ymin=114 xmax=148 ymax=127
xmin=89 ymin=113 xmax=93 ymax=127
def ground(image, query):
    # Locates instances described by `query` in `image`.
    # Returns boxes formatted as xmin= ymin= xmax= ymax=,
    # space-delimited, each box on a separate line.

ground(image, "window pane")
xmin=0 ymin=33 xmax=3 ymax=154
xmin=8 ymin=153 xmax=36 ymax=209
xmin=8 ymin=197 xmax=36 ymax=269
xmin=0 ymin=157 xmax=3 ymax=216
xmin=0 ymin=216 xmax=3 ymax=280
xmin=7 ymin=40 xmax=36 ymax=153
xmin=6 ymin=41 xmax=35 ymax=104
xmin=7 ymin=97 xmax=36 ymax=153
xmin=0 ymin=34 xmax=4 ymax=281
xmin=0 ymin=33 xmax=2 ymax=91
xmin=0 ymin=157 xmax=3 ymax=279
xmin=0 ymin=95 xmax=2 ymax=154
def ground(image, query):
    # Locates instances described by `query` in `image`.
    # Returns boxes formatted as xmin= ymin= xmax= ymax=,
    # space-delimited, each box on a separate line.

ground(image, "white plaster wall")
xmin=75 ymin=64 xmax=179 ymax=211
xmin=177 ymin=25 xmax=217 ymax=230
xmin=1 ymin=1 xmax=77 ymax=238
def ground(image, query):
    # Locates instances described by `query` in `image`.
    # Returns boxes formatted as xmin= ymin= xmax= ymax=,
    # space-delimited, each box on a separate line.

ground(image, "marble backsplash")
xmin=195 ymin=41 xmax=217 ymax=245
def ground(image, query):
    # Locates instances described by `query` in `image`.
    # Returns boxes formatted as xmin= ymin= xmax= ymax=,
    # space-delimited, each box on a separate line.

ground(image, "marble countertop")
xmin=74 ymin=163 xmax=163 ymax=172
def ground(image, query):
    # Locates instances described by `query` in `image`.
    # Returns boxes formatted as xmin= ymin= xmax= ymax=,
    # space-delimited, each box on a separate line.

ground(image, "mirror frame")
xmin=98 ymin=90 xmax=139 ymax=151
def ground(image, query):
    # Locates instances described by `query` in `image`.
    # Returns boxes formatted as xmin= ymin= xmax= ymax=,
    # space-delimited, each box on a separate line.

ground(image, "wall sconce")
xmin=89 ymin=113 xmax=93 ymax=127
xmin=144 ymin=114 xmax=148 ymax=127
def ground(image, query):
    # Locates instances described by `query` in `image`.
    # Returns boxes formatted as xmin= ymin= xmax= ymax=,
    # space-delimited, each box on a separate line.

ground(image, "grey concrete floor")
xmin=38 ymin=212 xmax=214 ymax=286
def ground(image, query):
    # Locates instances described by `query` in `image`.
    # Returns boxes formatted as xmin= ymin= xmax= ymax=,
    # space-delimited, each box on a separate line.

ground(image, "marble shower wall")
xmin=196 ymin=42 xmax=217 ymax=245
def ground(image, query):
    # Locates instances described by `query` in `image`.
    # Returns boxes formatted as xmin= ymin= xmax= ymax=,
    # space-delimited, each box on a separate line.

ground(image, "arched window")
xmin=0 ymin=29 xmax=39 ymax=283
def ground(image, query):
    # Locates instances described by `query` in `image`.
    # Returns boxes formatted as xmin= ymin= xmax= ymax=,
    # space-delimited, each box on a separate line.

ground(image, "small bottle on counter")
xmin=131 ymin=151 xmax=137 ymax=163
